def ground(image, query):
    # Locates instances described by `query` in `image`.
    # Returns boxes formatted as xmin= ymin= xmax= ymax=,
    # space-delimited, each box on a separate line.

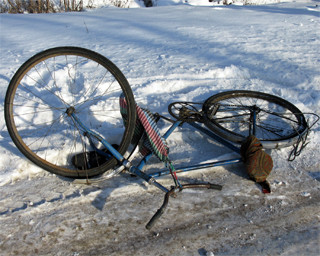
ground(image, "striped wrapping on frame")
xmin=136 ymin=106 xmax=169 ymax=161
xmin=120 ymin=93 xmax=181 ymax=187
xmin=119 ymin=93 xmax=144 ymax=146
xmin=119 ymin=93 xmax=169 ymax=162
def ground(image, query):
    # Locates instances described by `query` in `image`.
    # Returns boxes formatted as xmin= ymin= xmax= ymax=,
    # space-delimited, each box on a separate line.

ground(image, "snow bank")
xmin=0 ymin=1 xmax=319 ymax=255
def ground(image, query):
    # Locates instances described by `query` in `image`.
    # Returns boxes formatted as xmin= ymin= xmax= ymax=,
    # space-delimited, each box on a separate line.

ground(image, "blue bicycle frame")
xmin=70 ymin=111 xmax=257 ymax=229
xmin=71 ymin=112 xmax=243 ymax=193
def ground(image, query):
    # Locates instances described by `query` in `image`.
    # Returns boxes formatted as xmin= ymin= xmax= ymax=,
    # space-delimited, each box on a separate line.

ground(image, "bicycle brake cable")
xmin=288 ymin=113 xmax=319 ymax=161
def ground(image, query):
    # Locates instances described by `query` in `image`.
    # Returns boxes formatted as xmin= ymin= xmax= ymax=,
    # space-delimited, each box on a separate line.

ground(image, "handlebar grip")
xmin=146 ymin=207 xmax=166 ymax=230
xmin=146 ymin=188 xmax=174 ymax=230
xmin=209 ymin=184 xmax=223 ymax=190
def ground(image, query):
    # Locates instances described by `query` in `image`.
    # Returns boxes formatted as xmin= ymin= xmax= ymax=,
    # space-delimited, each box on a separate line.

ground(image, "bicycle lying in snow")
xmin=4 ymin=47 xmax=318 ymax=229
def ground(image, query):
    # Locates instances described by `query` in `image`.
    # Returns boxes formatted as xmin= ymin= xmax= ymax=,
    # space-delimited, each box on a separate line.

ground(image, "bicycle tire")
xmin=203 ymin=90 xmax=308 ymax=149
xmin=5 ymin=47 xmax=136 ymax=178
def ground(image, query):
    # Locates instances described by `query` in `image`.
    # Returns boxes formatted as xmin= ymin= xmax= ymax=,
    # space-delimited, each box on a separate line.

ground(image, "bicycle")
xmin=4 ymin=47 xmax=318 ymax=229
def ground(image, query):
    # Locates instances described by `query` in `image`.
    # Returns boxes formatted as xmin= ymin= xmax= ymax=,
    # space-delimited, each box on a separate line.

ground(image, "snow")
xmin=0 ymin=0 xmax=320 ymax=255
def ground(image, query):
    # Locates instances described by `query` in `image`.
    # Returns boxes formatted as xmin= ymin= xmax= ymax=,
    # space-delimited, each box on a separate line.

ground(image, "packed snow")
xmin=0 ymin=0 xmax=319 ymax=255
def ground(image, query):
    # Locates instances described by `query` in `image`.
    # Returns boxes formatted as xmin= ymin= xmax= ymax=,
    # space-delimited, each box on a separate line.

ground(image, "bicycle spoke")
xmin=5 ymin=47 xmax=135 ymax=177
xmin=26 ymin=113 xmax=65 ymax=150
xmin=203 ymin=91 xmax=308 ymax=147
xmin=43 ymin=57 xmax=68 ymax=107
xmin=214 ymin=113 xmax=250 ymax=122
xmin=75 ymin=79 xmax=120 ymax=110
xmin=260 ymin=109 xmax=301 ymax=124
xmin=25 ymin=68 xmax=69 ymax=107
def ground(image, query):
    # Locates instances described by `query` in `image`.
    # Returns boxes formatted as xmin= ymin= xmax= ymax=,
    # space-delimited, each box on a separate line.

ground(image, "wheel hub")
xmin=66 ymin=106 xmax=76 ymax=116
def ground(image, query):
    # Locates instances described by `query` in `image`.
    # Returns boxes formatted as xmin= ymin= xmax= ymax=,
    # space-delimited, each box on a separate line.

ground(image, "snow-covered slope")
xmin=0 ymin=1 xmax=319 ymax=255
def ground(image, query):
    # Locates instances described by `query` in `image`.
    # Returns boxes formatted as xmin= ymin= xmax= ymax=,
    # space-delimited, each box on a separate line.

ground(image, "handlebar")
xmin=146 ymin=183 xmax=222 ymax=230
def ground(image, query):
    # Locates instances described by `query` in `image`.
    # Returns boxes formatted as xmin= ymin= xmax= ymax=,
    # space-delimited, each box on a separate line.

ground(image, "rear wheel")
xmin=203 ymin=90 xmax=308 ymax=149
xmin=5 ymin=47 xmax=136 ymax=178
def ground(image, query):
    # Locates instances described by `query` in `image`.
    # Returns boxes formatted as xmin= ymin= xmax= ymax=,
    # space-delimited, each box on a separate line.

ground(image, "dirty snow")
xmin=0 ymin=0 xmax=320 ymax=255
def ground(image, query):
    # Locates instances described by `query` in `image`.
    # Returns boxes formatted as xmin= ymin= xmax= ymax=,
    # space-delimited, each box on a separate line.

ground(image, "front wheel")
xmin=5 ymin=47 xmax=136 ymax=178
xmin=203 ymin=90 xmax=308 ymax=149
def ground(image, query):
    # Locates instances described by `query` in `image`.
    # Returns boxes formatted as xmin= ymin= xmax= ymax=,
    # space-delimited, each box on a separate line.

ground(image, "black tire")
xmin=203 ymin=90 xmax=308 ymax=149
xmin=5 ymin=47 xmax=136 ymax=178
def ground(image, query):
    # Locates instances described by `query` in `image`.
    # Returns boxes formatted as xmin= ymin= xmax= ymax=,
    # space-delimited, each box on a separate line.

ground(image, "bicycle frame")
xmin=70 ymin=112 xmax=242 ymax=193
xmin=70 ymin=110 xmax=248 ymax=228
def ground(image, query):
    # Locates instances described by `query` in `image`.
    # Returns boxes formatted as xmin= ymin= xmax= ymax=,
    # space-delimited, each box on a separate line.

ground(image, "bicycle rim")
xmin=203 ymin=90 xmax=308 ymax=149
xmin=5 ymin=47 xmax=136 ymax=178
